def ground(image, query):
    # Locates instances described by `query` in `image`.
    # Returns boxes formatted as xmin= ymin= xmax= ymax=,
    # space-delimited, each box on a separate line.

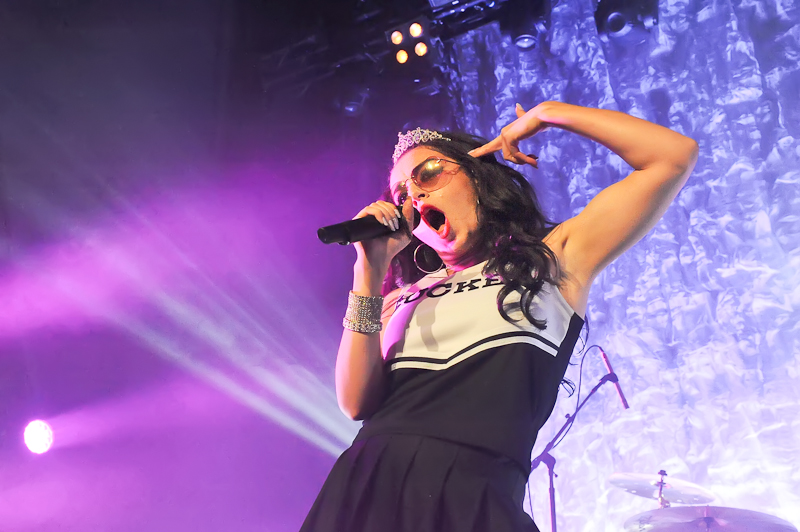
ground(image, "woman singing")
xmin=301 ymin=101 xmax=698 ymax=532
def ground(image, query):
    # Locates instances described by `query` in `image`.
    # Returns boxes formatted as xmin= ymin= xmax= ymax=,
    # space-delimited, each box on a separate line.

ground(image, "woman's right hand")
xmin=353 ymin=199 xmax=414 ymax=273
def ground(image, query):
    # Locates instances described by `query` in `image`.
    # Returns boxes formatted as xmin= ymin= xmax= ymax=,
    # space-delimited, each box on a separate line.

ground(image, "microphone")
xmin=318 ymin=207 xmax=418 ymax=245
xmin=317 ymin=215 xmax=393 ymax=245
xmin=599 ymin=347 xmax=630 ymax=409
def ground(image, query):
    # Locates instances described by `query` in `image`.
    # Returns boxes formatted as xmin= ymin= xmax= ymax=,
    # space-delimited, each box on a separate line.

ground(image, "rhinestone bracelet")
xmin=343 ymin=291 xmax=384 ymax=334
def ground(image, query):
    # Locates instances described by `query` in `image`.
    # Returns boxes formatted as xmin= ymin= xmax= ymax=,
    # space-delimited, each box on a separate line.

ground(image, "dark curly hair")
xmin=382 ymin=131 xmax=563 ymax=329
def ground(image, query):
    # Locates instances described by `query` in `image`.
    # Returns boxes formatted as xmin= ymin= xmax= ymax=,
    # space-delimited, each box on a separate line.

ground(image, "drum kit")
xmin=611 ymin=470 xmax=798 ymax=531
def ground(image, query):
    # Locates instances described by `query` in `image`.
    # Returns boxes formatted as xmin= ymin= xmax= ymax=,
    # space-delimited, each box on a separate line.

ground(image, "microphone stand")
xmin=530 ymin=372 xmax=621 ymax=532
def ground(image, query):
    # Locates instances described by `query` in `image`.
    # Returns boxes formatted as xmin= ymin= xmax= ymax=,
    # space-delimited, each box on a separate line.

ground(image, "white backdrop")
xmin=443 ymin=0 xmax=800 ymax=529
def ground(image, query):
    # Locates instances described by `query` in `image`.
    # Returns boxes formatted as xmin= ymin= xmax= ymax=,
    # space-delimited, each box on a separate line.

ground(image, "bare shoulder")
xmin=543 ymin=220 xmax=590 ymax=318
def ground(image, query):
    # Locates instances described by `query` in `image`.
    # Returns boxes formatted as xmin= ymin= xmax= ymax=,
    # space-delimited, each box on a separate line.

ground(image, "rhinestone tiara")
xmin=392 ymin=127 xmax=450 ymax=164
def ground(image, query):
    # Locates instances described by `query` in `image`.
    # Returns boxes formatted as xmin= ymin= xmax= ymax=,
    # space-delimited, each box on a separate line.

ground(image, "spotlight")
xmin=24 ymin=420 xmax=54 ymax=454
xmin=386 ymin=17 xmax=434 ymax=66
xmin=606 ymin=11 xmax=630 ymax=35
xmin=595 ymin=0 xmax=658 ymax=44
xmin=511 ymin=19 xmax=547 ymax=51
xmin=501 ymin=0 xmax=549 ymax=52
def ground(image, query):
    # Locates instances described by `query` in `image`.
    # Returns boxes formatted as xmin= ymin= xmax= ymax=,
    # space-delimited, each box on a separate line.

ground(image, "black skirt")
xmin=300 ymin=433 xmax=539 ymax=532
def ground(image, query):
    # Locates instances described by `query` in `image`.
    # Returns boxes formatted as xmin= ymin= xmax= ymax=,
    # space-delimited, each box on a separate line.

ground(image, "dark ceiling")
xmin=230 ymin=0 xmax=515 ymax=112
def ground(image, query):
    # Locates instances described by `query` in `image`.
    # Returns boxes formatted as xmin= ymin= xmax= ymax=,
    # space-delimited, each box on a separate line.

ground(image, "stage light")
xmin=386 ymin=17 xmax=433 ymax=67
xmin=24 ymin=420 xmax=54 ymax=454
xmin=594 ymin=0 xmax=658 ymax=44
xmin=502 ymin=0 xmax=548 ymax=51
xmin=512 ymin=28 xmax=539 ymax=51
xmin=606 ymin=12 xmax=629 ymax=35
xmin=0 ymin=128 xmax=370 ymax=456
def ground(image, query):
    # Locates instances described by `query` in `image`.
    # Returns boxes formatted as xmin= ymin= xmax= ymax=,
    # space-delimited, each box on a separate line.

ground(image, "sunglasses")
xmin=391 ymin=157 xmax=461 ymax=206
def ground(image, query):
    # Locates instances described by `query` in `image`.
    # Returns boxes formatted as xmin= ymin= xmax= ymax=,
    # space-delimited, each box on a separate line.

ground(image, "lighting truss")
xmin=258 ymin=0 xmax=512 ymax=102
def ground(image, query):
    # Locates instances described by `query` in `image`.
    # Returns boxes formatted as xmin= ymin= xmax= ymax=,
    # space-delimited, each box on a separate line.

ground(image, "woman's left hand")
xmin=468 ymin=103 xmax=546 ymax=167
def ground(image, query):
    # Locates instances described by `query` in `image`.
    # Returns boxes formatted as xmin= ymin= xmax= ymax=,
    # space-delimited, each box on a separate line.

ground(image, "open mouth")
xmin=422 ymin=207 xmax=449 ymax=237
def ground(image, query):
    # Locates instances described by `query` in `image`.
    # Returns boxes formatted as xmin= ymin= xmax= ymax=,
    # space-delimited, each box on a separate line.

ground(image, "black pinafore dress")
xmin=301 ymin=262 xmax=584 ymax=532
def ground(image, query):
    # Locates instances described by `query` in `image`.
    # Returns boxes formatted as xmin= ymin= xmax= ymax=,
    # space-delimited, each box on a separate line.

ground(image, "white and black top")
xmin=355 ymin=261 xmax=585 ymax=474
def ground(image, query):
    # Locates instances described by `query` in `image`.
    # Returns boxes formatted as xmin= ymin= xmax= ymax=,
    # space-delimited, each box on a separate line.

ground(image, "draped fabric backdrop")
xmin=440 ymin=0 xmax=800 ymax=530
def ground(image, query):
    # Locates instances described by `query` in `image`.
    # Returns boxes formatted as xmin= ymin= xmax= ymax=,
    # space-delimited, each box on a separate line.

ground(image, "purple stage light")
xmin=24 ymin=420 xmax=54 ymax=454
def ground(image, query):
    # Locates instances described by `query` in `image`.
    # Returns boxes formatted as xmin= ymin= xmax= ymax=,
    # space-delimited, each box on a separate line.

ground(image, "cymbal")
xmin=623 ymin=506 xmax=798 ymax=532
xmin=609 ymin=472 xmax=715 ymax=505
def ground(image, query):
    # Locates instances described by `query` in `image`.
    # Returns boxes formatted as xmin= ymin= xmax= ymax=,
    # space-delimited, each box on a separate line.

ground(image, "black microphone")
xmin=317 ymin=215 xmax=393 ymax=245
xmin=599 ymin=347 xmax=630 ymax=409
xmin=318 ymin=207 xmax=418 ymax=245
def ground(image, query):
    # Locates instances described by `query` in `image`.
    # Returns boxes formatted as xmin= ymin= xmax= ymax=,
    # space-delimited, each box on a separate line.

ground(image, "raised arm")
xmin=471 ymin=101 xmax=699 ymax=288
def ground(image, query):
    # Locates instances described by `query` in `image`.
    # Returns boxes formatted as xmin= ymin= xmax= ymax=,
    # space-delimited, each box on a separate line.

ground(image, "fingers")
xmin=516 ymin=153 xmax=539 ymax=167
xmin=502 ymin=132 xmax=538 ymax=167
xmin=470 ymin=135 xmax=539 ymax=167
xmin=499 ymin=130 xmax=539 ymax=167
xmin=468 ymin=136 xmax=503 ymax=158
xmin=522 ymin=154 xmax=539 ymax=168
xmin=500 ymin=133 xmax=517 ymax=163
xmin=401 ymin=197 xmax=416 ymax=235
xmin=469 ymin=103 xmax=538 ymax=165
xmin=354 ymin=201 xmax=402 ymax=231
